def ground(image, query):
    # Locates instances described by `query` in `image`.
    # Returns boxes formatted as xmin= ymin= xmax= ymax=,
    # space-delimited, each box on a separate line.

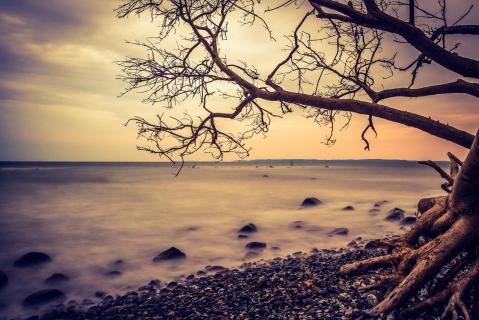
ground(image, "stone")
xmin=113 ymin=259 xmax=125 ymax=266
xmin=291 ymin=221 xmax=304 ymax=229
xmin=23 ymin=289 xmax=65 ymax=307
xmin=44 ymin=273 xmax=69 ymax=285
xmin=153 ymin=247 xmax=186 ymax=262
xmin=238 ymin=234 xmax=249 ymax=239
xmin=329 ymin=228 xmax=349 ymax=236
xmin=301 ymin=197 xmax=321 ymax=207
xmin=205 ymin=265 xmax=226 ymax=273
xmin=347 ymin=240 xmax=358 ymax=248
xmin=244 ymin=251 xmax=259 ymax=260
xmin=238 ymin=223 xmax=257 ymax=233
xmin=245 ymin=242 xmax=267 ymax=250
xmin=401 ymin=215 xmax=417 ymax=225
xmin=0 ymin=271 xmax=8 ymax=289
xmin=14 ymin=252 xmax=52 ymax=267
xmin=342 ymin=205 xmax=354 ymax=211
xmin=366 ymin=293 xmax=378 ymax=307
xmin=105 ymin=271 xmax=122 ymax=277
xmin=385 ymin=208 xmax=405 ymax=221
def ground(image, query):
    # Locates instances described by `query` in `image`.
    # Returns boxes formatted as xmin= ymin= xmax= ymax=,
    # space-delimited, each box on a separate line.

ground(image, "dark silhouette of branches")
xmin=117 ymin=0 xmax=478 ymax=164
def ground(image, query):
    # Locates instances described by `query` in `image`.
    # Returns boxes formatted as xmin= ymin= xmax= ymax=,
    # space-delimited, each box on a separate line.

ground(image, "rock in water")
xmin=153 ymin=247 xmax=186 ymax=262
xmin=385 ymin=208 xmax=405 ymax=221
xmin=0 ymin=271 xmax=8 ymax=289
xmin=301 ymin=197 xmax=322 ymax=207
xmin=244 ymin=251 xmax=259 ymax=260
xmin=113 ymin=259 xmax=125 ymax=266
xmin=401 ymin=215 xmax=417 ymax=225
xmin=205 ymin=265 xmax=226 ymax=273
xmin=104 ymin=271 xmax=122 ymax=277
xmin=238 ymin=223 xmax=257 ymax=233
xmin=342 ymin=205 xmax=354 ymax=211
xmin=14 ymin=252 xmax=52 ymax=267
xmin=329 ymin=228 xmax=349 ymax=236
xmin=23 ymin=289 xmax=65 ymax=307
xmin=44 ymin=273 xmax=69 ymax=285
xmin=291 ymin=221 xmax=304 ymax=229
xmin=245 ymin=242 xmax=267 ymax=250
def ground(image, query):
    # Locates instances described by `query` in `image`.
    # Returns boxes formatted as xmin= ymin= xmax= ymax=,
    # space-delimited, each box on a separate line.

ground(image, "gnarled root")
xmin=401 ymin=257 xmax=479 ymax=320
xmin=339 ymin=130 xmax=479 ymax=318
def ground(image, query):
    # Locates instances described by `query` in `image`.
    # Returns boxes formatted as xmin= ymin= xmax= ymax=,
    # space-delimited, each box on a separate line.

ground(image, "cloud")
xmin=0 ymin=1 xmax=478 ymax=161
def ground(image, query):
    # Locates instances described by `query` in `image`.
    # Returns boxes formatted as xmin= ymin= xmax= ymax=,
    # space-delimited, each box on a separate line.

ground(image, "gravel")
xmin=24 ymin=247 xmax=440 ymax=320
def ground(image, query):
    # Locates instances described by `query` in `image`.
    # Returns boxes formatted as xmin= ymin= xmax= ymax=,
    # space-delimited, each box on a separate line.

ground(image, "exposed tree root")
xmin=340 ymin=131 xmax=479 ymax=319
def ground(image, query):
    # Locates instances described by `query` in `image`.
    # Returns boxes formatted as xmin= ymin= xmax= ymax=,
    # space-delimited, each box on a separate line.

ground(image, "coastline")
xmin=22 ymin=244 xmax=439 ymax=320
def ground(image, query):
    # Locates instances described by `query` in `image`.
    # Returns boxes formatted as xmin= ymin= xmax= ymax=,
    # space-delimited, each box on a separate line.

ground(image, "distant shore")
xmin=23 ymin=244 xmax=441 ymax=320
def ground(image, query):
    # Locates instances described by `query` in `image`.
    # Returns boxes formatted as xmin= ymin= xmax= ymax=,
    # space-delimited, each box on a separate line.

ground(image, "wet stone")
xmin=0 ymin=271 xmax=8 ymax=289
xmin=14 ymin=252 xmax=52 ymax=268
xmin=385 ymin=208 xmax=405 ymax=221
xmin=401 ymin=215 xmax=417 ymax=225
xmin=44 ymin=273 xmax=70 ymax=285
xmin=245 ymin=242 xmax=267 ymax=250
xmin=238 ymin=223 xmax=257 ymax=233
xmin=301 ymin=197 xmax=322 ymax=207
xmin=153 ymin=247 xmax=186 ymax=262
xmin=329 ymin=228 xmax=349 ymax=236
xmin=23 ymin=289 xmax=66 ymax=307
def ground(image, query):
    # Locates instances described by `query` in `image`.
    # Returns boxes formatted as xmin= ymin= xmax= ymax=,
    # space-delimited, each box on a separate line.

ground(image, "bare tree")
xmin=117 ymin=0 xmax=479 ymax=317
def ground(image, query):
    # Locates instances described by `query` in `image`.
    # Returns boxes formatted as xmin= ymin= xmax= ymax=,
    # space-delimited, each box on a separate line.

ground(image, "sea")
xmin=0 ymin=160 xmax=447 ymax=318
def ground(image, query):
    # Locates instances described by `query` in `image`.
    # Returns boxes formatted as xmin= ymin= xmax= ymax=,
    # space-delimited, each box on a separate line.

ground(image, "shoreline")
xmin=21 ymin=244 xmax=439 ymax=320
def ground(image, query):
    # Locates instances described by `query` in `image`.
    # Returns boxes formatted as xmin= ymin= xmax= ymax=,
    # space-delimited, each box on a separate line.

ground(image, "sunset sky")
xmin=0 ymin=0 xmax=478 ymax=162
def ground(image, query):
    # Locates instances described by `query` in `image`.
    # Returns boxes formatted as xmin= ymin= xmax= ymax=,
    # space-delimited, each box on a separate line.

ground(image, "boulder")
xmin=329 ymin=228 xmax=349 ymax=236
xmin=245 ymin=242 xmax=267 ymax=250
xmin=385 ymin=208 xmax=405 ymax=221
xmin=301 ymin=197 xmax=322 ymax=207
xmin=0 ymin=271 xmax=8 ymax=289
xmin=342 ymin=205 xmax=354 ymax=211
xmin=23 ymin=289 xmax=65 ymax=307
xmin=401 ymin=215 xmax=417 ymax=225
xmin=238 ymin=223 xmax=257 ymax=233
xmin=44 ymin=273 xmax=69 ymax=285
xmin=153 ymin=247 xmax=186 ymax=262
xmin=14 ymin=252 xmax=52 ymax=267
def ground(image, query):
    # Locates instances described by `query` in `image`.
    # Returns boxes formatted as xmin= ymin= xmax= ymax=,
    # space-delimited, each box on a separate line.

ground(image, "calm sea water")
xmin=0 ymin=161 xmax=446 ymax=318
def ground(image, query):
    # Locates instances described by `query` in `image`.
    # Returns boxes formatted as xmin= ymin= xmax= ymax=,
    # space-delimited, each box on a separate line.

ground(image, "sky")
xmin=0 ymin=0 xmax=478 ymax=162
